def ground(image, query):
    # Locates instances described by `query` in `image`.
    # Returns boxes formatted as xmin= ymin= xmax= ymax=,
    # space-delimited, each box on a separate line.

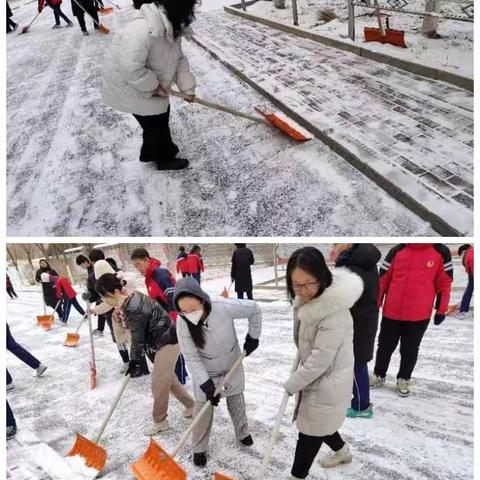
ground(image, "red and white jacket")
xmin=53 ymin=276 xmax=77 ymax=300
xmin=378 ymin=244 xmax=453 ymax=321
xmin=462 ymin=246 xmax=474 ymax=276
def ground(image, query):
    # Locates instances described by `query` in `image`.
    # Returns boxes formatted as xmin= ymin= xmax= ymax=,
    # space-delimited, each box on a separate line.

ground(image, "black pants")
xmin=76 ymin=8 xmax=99 ymax=32
xmin=374 ymin=317 xmax=430 ymax=380
xmin=7 ymin=400 xmax=16 ymax=428
xmin=237 ymin=290 xmax=253 ymax=300
xmin=6 ymin=324 xmax=41 ymax=381
xmin=6 ymin=286 xmax=17 ymax=298
xmin=52 ymin=4 xmax=71 ymax=25
xmin=181 ymin=272 xmax=189 ymax=278
xmin=7 ymin=17 xmax=16 ymax=32
xmin=45 ymin=296 xmax=63 ymax=318
xmin=133 ymin=108 xmax=178 ymax=164
xmin=292 ymin=431 xmax=345 ymax=478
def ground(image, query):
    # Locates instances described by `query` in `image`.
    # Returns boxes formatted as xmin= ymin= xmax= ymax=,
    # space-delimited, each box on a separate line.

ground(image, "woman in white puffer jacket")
xmin=102 ymin=0 xmax=197 ymax=171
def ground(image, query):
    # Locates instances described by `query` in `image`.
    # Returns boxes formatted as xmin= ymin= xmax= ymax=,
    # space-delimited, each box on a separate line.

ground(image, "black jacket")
xmin=35 ymin=265 xmax=59 ymax=306
xmin=231 ymin=247 xmax=255 ymax=292
xmin=124 ymin=292 xmax=178 ymax=362
xmin=336 ymin=244 xmax=380 ymax=364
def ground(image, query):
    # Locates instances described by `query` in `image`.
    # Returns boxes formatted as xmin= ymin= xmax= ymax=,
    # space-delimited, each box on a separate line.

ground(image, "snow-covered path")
xmin=7 ymin=0 xmax=432 ymax=236
xmin=6 ymin=282 xmax=473 ymax=479
xmin=192 ymin=10 xmax=474 ymax=235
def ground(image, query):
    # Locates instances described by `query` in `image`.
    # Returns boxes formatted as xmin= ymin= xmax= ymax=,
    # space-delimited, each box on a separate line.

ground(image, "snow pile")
xmin=247 ymin=0 xmax=473 ymax=77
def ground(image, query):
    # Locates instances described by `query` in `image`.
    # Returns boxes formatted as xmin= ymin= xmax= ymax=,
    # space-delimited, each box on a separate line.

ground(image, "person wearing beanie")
xmin=173 ymin=277 xmax=262 ymax=467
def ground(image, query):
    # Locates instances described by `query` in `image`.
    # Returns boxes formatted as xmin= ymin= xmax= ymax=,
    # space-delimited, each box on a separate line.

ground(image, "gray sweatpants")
xmin=192 ymin=392 xmax=250 ymax=453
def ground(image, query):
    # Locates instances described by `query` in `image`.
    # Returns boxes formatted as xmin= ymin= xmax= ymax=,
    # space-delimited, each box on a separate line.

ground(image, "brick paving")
xmin=193 ymin=11 xmax=473 ymax=234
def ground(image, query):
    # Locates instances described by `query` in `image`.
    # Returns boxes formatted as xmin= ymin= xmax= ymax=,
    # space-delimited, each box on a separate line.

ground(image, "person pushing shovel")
xmin=173 ymin=277 xmax=262 ymax=467
xmin=101 ymin=0 xmax=197 ymax=171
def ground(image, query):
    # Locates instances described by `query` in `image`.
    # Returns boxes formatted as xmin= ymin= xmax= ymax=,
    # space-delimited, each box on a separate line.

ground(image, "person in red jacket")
xmin=176 ymin=246 xmax=189 ymax=278
xmin=457 ymin=244 xmax=474 ymax=319
xmin=187 ymin=245 xmax=204 ymax=284
xmin=6 ymin=275 xmax=18 ymax=299
xmin=371 ymin=244 xmax=453 ymax=397
xmin=38 ymin=0 xmax=74 ymax=29
xmin=47 ymin=274 xmax=85 ymax=324
xmin=130 ymin=247 xmax=188 ymax=384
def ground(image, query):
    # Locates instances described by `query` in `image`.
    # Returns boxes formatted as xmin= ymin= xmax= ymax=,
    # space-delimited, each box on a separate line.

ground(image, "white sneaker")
xmin=320 ymin=444 xmax=352 ymax=468
xmin=183 ymin=407 xmax=194 ymax=418
xmin=120 ymin=362 xmax=129 ymax=374
xmin=36 ymin=364 xmax=47 ymax=378
xmin=456 ymin=312 xmax=467 ymax=319
xmin=143 ymin=420 xmax=170 ymax=436
xmin=7 ymin=383 xmax=14 ymax=391
xmin=369 ymin=374 xmax=386 ymax=388
xmin=396 ymin=378 xmax=411 ymax=397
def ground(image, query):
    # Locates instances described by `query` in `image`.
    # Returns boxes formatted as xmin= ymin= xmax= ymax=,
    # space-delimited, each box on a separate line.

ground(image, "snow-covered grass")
xmin=6 ymin=0 xmax=433 ymax=236
xmin=6 ymin=270 xmax=473 ymax=479
xmin=246 ymin=0 xmax=473 ymax=77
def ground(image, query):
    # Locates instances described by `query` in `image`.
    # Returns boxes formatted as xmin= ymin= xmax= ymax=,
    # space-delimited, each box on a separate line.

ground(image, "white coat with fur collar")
xmin=101 ymin=3 xmax=196 ymax=116
xmin=284 ymin=268 xmax=363 ymax=437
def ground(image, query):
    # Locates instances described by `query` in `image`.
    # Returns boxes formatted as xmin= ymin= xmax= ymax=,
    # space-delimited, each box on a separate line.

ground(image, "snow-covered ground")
xmin=6 ymin=0 xmax=433 ymax=236
xmin=6 ymin=269 xmax=473 ymax=479
xmin=246 ymin=0 xmax=473 ymax=77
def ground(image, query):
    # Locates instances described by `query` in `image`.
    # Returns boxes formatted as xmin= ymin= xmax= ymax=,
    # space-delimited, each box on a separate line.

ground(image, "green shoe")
xmin=347 ymin=405 xmax=373 ymax=418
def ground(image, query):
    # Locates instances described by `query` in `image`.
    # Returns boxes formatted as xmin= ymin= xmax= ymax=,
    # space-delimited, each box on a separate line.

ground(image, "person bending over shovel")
xmin=173 ymin=277 xmax=262 ymax=467
xmin=101 ymin=0 xmax=197 ymax=171
xmin=96 ymin=273 xmax=195 ymax=436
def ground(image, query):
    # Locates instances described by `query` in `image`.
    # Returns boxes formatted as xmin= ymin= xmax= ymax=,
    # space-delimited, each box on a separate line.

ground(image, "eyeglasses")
xmin=292 ymin=281 xmax=319 ymax=292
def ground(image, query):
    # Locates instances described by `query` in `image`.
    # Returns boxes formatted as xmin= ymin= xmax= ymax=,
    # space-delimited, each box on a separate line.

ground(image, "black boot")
xmin=240 ymin=435 xmax=253 ymax=446
xmin=193 ymin=452 xmax=207 ymax=467
xmin=156 ymin=158 xmax=189 ymax=171
xmin=139 ymin=355 xmax=150 ymax=376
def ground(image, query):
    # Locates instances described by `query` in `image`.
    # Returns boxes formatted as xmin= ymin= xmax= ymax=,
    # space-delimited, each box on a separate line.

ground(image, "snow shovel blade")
xmin=67 ymin=433 xmax=106 ymax=473
xmin=64 ymin=332 xmax=80 ymax=347
xmin=364 ymin=27 xmax=385 ymax=43
xmin=99 ymin=23 xmax=110 ymax=33
xmin=131 ymin=439 xmax=187 ymax=480
xmin=220 ymin=287 xmax=229 ymax=298
xmin=99 ymin=6 xmax=113 ymax=14
xmin=255 ymin=108 xmax=312 ymax=142
xmin=37 ymin=314 xmax=53 ymax=325
xmin=214 ymin=473 xmax=237 ymax=480
xmin=385 ymin=28 xmax=407 ymax=47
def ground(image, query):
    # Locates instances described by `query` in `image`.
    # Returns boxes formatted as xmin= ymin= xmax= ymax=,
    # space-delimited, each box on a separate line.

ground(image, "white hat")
xmin=94 ymin=260 xmax=115 ymax=279
xmin=40 ymin=272 xmax=50 ymax=283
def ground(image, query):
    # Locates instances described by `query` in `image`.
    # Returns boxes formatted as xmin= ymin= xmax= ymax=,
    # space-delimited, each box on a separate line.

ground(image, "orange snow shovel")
xmin=18 ymin=10 xmax=42 ymax=34
xmin=99 ymin=6 xmax=114 ymax=14
xmin=131 ymin=352 xmax=247 ymax=480
xmin=63 ymin=313 xmax=87 ymax=347
xmin=37 ymin=300 xmax=61 ymax=331
xmin=169 ymin=90 xmax=312 ymax=142
xmin=72 ymin=0 xmax=110 ymax=32
xmin=220 ymin=282 xmax=233 ymax=298
xmin=215 ymin=474 xmax=236 ymax=480
xmin=67 ymin=374 xmax=131 ymax=472
xmin=364 ymin=1 xmax=406 ymax=47
xmin=446 ymin=303 xmax=460 ymax=316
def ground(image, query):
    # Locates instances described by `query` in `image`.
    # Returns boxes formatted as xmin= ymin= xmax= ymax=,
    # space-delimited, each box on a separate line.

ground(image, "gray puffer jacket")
xmin=174 ymin=278 xmax=262 ymax=402
xmin=123 ymin=291 xmax=177 ymax=362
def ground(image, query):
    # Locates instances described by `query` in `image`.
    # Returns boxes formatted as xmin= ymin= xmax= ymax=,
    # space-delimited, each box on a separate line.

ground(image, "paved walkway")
xmin=193 ymin=11 xmax=474 ymax=234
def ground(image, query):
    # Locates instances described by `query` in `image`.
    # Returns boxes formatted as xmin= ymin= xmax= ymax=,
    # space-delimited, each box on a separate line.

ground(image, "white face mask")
xmin=183 ymin=310 xmax=203 ymax=325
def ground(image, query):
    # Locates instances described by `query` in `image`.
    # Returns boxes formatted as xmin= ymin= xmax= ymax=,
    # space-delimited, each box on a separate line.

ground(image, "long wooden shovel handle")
xmin=52 ymin=299 xmax=62 ymax=314
xmin=171 ymin=351 xmax=247 ymax=458
xmin=169 ymin=90 xmax=268 ymax=125
xmin=72 ymin=0 xmax=108 ymax=31
xmin=258 ymin=352 xmax=301 ymax=480
xmin=95 ymin=374 xmax=131 ymax=443
xmin=86 ymin=303 xmax=96 ymax=370
xmin=75 ymin=314 xmax=88 ymax=334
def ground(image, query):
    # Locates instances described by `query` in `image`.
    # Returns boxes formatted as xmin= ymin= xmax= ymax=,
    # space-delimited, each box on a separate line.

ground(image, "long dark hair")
xmin=176 ymin=293 xmax=211 ymax=350
xmin=286 ymin=247 xmax=333 ymax=302
xmin=95 ymin=273 xmax=125 ymax=296
xmin=154 ymin=0 xmax=197 ymax=39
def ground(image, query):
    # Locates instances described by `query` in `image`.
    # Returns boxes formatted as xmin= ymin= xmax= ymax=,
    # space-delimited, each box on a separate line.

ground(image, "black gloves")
xmin=126 ymin=360 xmax=143 ymax=378
xmin=434 ymin=314 xmax=445 ymax=325
xmin=243 ymin=333 xmax=259 ymax=356
xmin=200 ymin=379 xmax=221 ymax=406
